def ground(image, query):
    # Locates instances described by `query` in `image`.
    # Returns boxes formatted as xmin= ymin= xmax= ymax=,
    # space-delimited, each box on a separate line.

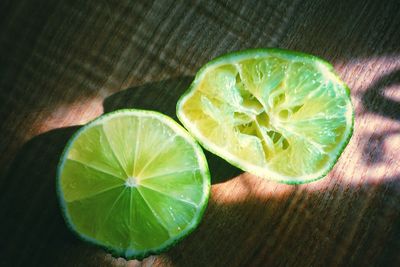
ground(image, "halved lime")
xmin=57 ymin=109 xmax=210 ymax=259
xmin=177 ymin=49 xmax=353 ymax=184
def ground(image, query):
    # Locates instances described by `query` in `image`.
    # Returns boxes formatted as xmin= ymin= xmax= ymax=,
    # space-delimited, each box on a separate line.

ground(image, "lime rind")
xmin=177 ymin=48 xmax=354 ymax=184
xmin=56 ymin=109 xmax=210 ymax=259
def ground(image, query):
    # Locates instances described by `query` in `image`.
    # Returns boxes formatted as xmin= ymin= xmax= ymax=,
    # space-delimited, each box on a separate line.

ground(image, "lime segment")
xmin=177 ymin=49 xmax=353 ymax=183
xmin=67 ymin=125 xmax=126 ymax=179
xmin=57 ymin=109 xmax=210 ymax=259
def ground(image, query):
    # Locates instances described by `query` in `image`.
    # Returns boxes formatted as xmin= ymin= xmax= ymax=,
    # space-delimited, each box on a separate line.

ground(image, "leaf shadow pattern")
xmin=103 ymin=77 xmax=242 ymax=184
xmin=362 ymin=69 xmax=400 ymax=121
xmin=360 ymin=69 xmax=400 ymax=166
xmin=362 ymin=130 xmax=400 ymax=166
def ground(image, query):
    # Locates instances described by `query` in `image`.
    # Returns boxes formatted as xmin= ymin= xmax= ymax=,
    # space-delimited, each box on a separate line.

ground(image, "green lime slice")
xmin=57 ymin=109 xmax=210 ymax=259
xmin=177 ymin=49 xmax=353 ymax=184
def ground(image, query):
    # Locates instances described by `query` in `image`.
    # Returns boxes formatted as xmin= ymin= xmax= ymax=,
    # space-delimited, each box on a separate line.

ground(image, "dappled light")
xmin=2 ymin=52 xmax=398 ymax=265
xmin=1 ymin=0 xmax=399 ymax=266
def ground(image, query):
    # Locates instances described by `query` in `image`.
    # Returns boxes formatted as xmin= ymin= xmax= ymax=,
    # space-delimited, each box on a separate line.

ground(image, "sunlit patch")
xmin=35 ymin=97 xmax=104 ymax=135
xmin=211 ymin=172 xmax=296 ymax=204
xmin=333 ymin=56 xmax=400 ymax=95
xmin=382 ymin=86 xmax=400 ymax=102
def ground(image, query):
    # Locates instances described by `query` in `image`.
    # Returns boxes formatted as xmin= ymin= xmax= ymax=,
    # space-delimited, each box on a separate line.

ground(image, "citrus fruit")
xmin=57 ymin=109 xmax=210 ymax=259
xmin=177 ymin=48 xmax=353 ymax=184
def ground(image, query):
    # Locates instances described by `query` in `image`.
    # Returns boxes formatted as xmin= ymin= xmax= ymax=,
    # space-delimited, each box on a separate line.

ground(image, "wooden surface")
xmin=1 ymin=0 xmax=400 ymax=266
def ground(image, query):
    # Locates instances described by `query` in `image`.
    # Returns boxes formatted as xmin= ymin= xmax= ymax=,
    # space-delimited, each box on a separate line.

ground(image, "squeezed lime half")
xmin=177 ymin=49 xmax=353 ymax=184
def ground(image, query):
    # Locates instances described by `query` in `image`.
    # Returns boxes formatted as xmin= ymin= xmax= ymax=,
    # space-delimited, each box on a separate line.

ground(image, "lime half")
xmin=57 ymin=109 xmax=210 ymax=259
xmin=177 ymin=49 xmax=353 ymax=184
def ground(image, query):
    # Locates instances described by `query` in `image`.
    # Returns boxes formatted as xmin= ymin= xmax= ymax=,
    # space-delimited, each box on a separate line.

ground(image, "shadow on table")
xmin=0 ymin=126 xmax=103 ymax=266
xmin=362 ymin=69 xmax=400 ymax=121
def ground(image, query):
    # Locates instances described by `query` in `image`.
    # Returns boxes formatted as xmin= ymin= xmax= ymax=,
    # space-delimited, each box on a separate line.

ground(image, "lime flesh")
xmin=57 ymin=109 xmax=210 ymax=259
xmin=177 ymin=49 xmax=353 ymax=183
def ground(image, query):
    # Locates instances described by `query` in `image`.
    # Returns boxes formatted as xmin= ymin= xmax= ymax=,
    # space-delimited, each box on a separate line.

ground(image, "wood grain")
xmin=0 ymin=0 xmax=399 ymax=266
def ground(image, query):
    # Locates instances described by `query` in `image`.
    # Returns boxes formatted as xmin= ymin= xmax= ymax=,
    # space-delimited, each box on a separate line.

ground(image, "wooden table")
xmin=1 ymin=0 xmax=399 ymax=266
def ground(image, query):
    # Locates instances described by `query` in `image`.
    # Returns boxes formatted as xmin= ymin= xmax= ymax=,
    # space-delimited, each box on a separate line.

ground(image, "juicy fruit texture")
xmin=177 ymin=49 xmax=353 ymax=183
xmin=57 ymin=110 xmax=210 ymax=259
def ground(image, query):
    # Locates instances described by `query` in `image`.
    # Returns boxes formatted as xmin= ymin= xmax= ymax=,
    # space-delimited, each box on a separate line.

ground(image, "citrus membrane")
xmin=57 ymin=109 xmax=210 ymax=259
xmin=177 ymin=49 xmax=353 ymax=184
